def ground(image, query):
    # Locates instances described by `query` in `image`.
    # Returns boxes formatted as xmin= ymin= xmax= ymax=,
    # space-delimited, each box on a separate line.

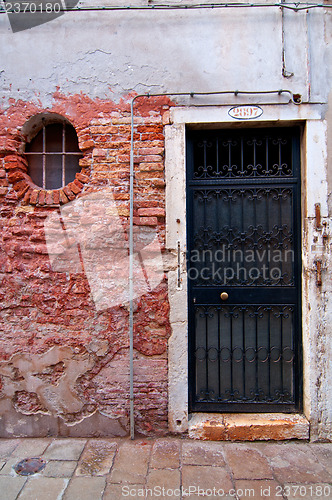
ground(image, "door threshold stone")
xmin=188 ymin=413 xmax=309 ymax=441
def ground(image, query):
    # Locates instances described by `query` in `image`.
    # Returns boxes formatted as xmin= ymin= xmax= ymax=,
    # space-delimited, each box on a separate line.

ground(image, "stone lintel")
xmin=188 ymin=413 xmax=310 ymax=441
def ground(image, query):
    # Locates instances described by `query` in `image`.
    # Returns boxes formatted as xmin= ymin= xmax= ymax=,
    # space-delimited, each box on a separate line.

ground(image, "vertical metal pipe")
xmin=129 ymin=98 xmax=135 ymax=440
xmin=281 ymin=0 xmax=294 ymax=78
xmin=42 ymin=125 xmax=46 ymax=189
xmin=62 ymin=123 xmax=66 ymax=187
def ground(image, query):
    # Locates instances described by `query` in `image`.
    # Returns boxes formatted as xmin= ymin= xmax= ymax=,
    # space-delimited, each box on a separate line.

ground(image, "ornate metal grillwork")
xmin=187 ymin=127 xmax=302 ymax=413
xmin=194 ymin=304 xmax=295 ymax=407
xmin=193 ymin=131 xmax=293 ymax=179
xmin=191 ymin=187 xmax=294 ymax=286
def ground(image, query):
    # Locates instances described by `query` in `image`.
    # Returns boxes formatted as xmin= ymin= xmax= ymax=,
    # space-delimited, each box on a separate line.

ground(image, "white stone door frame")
xmin=165 ymin=104 xmax=330 ymax=439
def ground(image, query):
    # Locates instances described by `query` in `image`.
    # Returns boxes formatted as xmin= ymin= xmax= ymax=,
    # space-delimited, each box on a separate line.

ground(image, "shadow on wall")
xmin=6 ymin=1 xmax=80 ymax=33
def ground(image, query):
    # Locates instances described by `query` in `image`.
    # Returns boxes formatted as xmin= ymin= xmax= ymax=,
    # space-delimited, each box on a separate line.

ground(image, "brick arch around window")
xmin=5 ymin=112 xmax=92 ymax=207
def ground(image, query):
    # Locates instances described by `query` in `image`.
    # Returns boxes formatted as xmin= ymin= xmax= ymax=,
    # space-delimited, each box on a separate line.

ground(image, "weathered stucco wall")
xmin=0 ymin=94 xmax=171 ymax=436
xmin=0 ymin=1 xmax=331 ymax=439
xmin=318 ymin=6 xmax=332 ymax=442
xmin=0 ymin=1 xmax=329 ymax=104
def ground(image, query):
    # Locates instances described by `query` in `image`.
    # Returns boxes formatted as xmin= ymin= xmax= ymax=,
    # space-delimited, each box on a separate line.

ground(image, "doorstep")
xmin=188 ymin=413 xmax=310 ymax=441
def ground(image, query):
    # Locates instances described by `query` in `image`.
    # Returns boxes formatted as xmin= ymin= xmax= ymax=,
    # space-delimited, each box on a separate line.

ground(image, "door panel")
xmin=187 ymin=127 xmax=302 ymax=413
xmin=191 ymin=186 xmax=295 ymax=287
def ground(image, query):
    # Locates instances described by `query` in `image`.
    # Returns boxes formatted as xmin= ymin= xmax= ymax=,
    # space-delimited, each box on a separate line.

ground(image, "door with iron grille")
xmin=187 ymin=127 xmax=302 ymax=412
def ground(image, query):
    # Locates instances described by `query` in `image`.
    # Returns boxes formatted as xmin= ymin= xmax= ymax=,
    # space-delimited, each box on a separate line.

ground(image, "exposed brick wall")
xmin=0 ymin=93 xmax=172 ymax=436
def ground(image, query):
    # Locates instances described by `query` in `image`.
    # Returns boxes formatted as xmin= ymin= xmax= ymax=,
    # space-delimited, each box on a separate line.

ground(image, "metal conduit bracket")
xmin=292 ymin=93 xmax=302 ymax=104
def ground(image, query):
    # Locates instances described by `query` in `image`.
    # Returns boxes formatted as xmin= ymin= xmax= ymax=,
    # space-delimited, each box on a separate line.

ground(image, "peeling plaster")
xmin=0 ymin=2 xmax=331 ymax=440
xmin=0 ymin=7 xmax=314 ymax=108
xmin=0 ymin=346 xmax=96 ymax=419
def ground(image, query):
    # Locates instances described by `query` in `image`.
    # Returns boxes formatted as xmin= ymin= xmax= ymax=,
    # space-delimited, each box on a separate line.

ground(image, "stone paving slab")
xmin=273 ymin=465 xmax=331 ymax=485
xmin=0 ymin=457 xmax=21 ymax=476
xmin=108 ymin=440 xmax=151 ymax=484
xmin=43 ymin=460 xmax=78 ymax=478
xmin=182 ymin=464 xmax=233 ymax=498
xmin=146 ymin=468 xmax=181 ymax=500
xmin=63 ymin=477 xmax=106 ymax=500
xmin=75 ymin=439 xmax=117 ymax=476
xmin=17 ymin=477 xmax=68 ymax=500
xmin=182 ymin=440 xmax=226 ymax=466
xmin=0 ymin=440 xmax=19 ymax=459
xmin=0 ymin=437 xmax=330 ymax=499
xmin=10 ymin=439 xmax=51 ymax=459
xmin=223 ymin=443 xmax=274 ymax=479
xmin=253 ymin=441 xmax=327 ymax=472
xmin=42 ymin=439 xmax=86 ymax=461
xmin=150 ymin=438 xmax=180 ymax=469
xmin=309 ymin=444 xmax=332 ymax=475
xmin=0 ymin=476 xmax=26 ymax=500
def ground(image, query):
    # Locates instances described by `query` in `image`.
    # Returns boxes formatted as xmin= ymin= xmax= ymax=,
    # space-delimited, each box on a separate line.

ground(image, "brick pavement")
xmin=0 ymin=437 xmax=330 ymax=499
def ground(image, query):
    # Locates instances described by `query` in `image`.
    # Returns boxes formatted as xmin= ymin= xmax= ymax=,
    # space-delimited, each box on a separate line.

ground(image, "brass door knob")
xmin=220 ymin=292 xmax=229 ymax=301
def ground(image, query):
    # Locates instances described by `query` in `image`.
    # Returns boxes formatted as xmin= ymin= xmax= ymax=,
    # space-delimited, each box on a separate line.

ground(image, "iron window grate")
xmin=25 ymin=122 xmax=82 ymax=190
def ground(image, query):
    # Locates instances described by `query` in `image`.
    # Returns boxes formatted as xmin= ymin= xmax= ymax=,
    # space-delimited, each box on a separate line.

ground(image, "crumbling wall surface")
xmin=302 ymin=5 xmax=332 ymax=440
xmin=318 ymin=9 xmax=332 ymax=442
xmin=0 ymin=3 xmax=331 ymax=441
xmin=303 ymin=215 xmax=332 ymax=442
xmin=0 ymin=93 xmax=171 ymax=437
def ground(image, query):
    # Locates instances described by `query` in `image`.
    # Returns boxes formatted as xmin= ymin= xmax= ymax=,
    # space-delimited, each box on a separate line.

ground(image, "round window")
xmin=25 ymin=120 xmax=82 ymax=190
